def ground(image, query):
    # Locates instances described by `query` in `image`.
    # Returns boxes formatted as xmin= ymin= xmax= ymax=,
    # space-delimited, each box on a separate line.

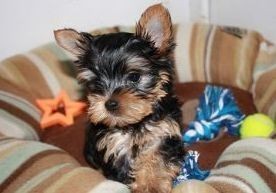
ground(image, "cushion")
xmin=253 ymin=41 xmax=276 ymax=120
xmin=0 ymin=137 xmax=130 ymax=193
xmin=206 ymin=138 xmax=276 ymax=193
xmin=0 ymin=77 xmax=41 ymax=140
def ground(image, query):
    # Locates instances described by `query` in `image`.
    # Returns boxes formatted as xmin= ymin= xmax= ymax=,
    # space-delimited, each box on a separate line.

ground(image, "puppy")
xmin=54 ymin=4 xmax=185 ymax=193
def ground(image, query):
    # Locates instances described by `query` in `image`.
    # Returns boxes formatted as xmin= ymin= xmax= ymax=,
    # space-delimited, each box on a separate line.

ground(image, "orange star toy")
xmin=36 ymin=90 xmax=86 ymax=129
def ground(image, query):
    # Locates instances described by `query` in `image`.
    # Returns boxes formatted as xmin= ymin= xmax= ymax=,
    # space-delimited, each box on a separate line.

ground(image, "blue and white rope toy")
xmin=183 ymin=85 xmax=245 ymax=144
xmin=174 ymin=85 xmax=245 ymax=186
xmin=173 ymin=151 xmax=210 ymax=186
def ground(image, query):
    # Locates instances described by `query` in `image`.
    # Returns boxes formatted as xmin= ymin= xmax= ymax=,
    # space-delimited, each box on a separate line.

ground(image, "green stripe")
xmin=24 ymin=53 xmax=61 ymax=96
xmin=0 ymin=110 xmax=39 ymax=140
xmin=15 ymin=163 xmax=72 ymax=193
xmin=45 ymin=43 xmax=78 ymax=79
xmin=0 ymin=90 xmax=40 ymax=121
xmin=0 ymin=141 xmax=59 ymax=184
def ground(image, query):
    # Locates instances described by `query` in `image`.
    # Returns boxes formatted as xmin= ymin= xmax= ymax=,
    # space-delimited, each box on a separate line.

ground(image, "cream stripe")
xmin=207 ymin=175 xmax=254 ymax=193
xmin=88 ymin=180 xmax=130 ymax=193
xmin=15 ymin=163 xmax=72 ymax=193
xmin=0 ymin=110 xmax=39 ymax=141
xmin=268 ymin=102 xmax=276 ymax=120
xmin=256 ymin=81 xmax=276 ymax=110
xmin=205 ymin=25 xmax=217 ymax=82
xmin=0 ymin=142 xmax=59 ymax=184
xmin=24 ymin=52 xmax=61 ymax=96
xmin=175 ymin=23 xmax=193 ymax=82
xmin=220 ymin=138 xmax=276 ymax=158
xmin=44 ymin=167 xmax=89 ymax=193
xmin=210 ymin=164 xmax=272 ymax=193
xmin=251 ymin=64 xmax=276 ymax=96
xmin=253 ymin=63 xmax=276 ymax=83
xmin=0 ymin=90 xmax=40 ymax=121
xmin=216 ymin=152 xmax=276 ymax=174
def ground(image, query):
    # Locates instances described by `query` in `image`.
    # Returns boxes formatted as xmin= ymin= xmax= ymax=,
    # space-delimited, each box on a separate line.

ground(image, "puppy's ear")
xmin=136 ymin=4 xmax=174 ymax=54
xmin=54 ymin=28 xmax=90 ymax=56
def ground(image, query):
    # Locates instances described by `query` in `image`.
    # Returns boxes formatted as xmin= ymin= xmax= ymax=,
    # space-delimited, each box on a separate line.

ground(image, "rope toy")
xmin=183 ymin=85 xmax=245 ymax=144
xmin=174 ymin=85 xmax=245 ymax=186
xmin=173 ymin=151 xmax=210 ymax=186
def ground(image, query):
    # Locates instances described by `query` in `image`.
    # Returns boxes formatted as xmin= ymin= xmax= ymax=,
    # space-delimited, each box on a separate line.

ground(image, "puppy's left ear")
xmin=54 ymin=28 xmax=90 ymax=57
xmin=136 ymin=4 xmax=174 ymax=54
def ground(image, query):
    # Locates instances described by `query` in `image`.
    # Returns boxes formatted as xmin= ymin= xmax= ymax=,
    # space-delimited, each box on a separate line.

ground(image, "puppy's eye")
xmin=127 ymin=72 xmax=141 ymax=83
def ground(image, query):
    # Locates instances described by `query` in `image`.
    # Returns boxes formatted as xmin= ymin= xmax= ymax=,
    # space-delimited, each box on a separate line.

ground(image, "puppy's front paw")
xmin=131 ymin=181 xmax=172 ymax=193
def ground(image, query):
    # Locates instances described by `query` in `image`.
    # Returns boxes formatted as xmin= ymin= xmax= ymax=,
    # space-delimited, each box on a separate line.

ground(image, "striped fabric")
xmin=253 ymin=41 xmax=276 ymax=120
xmin=0 ymin=23 xmax=274 ymax=141
xmin=173 ymin=23 xmax=275 ymax=120
xmin=0 ymin=137 xmax=130 ymax=193
xmin=206 ymin=138 xmax=276 ymax=193
xmin=0 ymin=44 xmax=83 ymax=140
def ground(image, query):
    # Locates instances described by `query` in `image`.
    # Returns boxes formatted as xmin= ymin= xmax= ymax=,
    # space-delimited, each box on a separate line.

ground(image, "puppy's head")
xmin=54 ymin=4 xmax=175 ymax=127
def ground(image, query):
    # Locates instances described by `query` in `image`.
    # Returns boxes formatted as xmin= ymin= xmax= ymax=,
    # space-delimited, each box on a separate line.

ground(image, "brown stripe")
xmin=33 ymin=48 xmax=80 ymax=99
xmin=242 ymin=158 xmax=276 ymax=191
xmin=190 ymin=24 xmax=208 ymax=81
xmin=0 ymin=150 xmax=73 ymax=192
xmin=254 ymin=68 xmax=276 ymax=101
xmin=189 ymin=24 xmax=198 ymax=81
xmin=30 ymin=165 xmax=78 ymax=193
xmin=210 ymin=28 xmax=240 ymax=87
xmin=209 ymin=29 xmax=260 ymax=90
xmin=2 ymin=55 xmax=53 ymax=98
xmin=208 ymin=181 xmax=246 ymax=193
xmin=217 ymin=158 xmax=276 ymax=191
xmin=216 ymin=150 xmax=276 ymax=169
xmin=46 ymin=168 xmax=106 ymax=193
xmin=209 ymin=174 xmax=257 ymax=193
xmin=0 ymin=76 xmax=37 ymax=105
xmin=3 ymin=151 xmax=79 ymax=193
xmin=0 ymin=101 xmax=41 ymax=136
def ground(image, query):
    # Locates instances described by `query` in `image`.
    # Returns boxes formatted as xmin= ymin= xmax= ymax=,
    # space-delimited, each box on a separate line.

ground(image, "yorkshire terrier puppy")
xmin=54 ymin=4 xmax=185 ymax=193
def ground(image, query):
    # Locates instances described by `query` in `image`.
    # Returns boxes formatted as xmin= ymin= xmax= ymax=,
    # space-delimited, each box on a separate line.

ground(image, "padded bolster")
xmin=206 ymin=138 xmax=276 ymax=193
xmin=0 ymin=137 xmax=130 ymax=193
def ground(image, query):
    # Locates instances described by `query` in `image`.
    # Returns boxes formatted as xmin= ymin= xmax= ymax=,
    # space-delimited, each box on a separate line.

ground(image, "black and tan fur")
xmin=54 ymin=4 xmax=185 ymax=193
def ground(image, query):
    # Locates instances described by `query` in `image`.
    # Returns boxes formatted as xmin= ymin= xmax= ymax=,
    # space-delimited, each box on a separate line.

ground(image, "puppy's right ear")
xmin=54 ymin=29 xmax=89 ymax=56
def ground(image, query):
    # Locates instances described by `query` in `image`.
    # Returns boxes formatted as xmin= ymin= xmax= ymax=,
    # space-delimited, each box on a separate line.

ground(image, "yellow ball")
xmin=240 ymin=113 xmax=275 ymax=139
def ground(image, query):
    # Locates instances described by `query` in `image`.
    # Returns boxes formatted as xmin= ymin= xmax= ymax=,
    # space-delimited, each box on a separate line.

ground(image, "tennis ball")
xmin=240 ymin=113 xmax=275 ymax=139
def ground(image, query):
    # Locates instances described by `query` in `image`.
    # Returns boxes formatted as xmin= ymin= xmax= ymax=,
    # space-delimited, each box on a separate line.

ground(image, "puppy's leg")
xmin=131 ymin=144 xmax=181 ymax=193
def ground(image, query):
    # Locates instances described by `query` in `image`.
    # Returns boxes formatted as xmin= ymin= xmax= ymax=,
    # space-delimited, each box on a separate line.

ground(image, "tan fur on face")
xmin=87 ymin=91 xmax=154 ymax=127
xmin=115 ymin=91 xmax=153 ymax=124
xmin=147 ymin=71 xmax=170 ymax=100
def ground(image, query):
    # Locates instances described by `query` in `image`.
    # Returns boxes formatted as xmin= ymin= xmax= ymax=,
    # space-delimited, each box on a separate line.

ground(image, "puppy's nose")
xmin=105 ymin=99 xmax=119 ymax=111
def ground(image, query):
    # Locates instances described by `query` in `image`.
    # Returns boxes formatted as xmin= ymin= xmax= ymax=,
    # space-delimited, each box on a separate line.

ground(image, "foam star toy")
xmin=36 ymin=90 xmax=86 ymax=129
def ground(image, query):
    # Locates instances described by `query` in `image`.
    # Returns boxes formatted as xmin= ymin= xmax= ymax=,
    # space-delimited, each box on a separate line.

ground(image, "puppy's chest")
xmin=96 ymin=119 xmax=181 ymax=164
